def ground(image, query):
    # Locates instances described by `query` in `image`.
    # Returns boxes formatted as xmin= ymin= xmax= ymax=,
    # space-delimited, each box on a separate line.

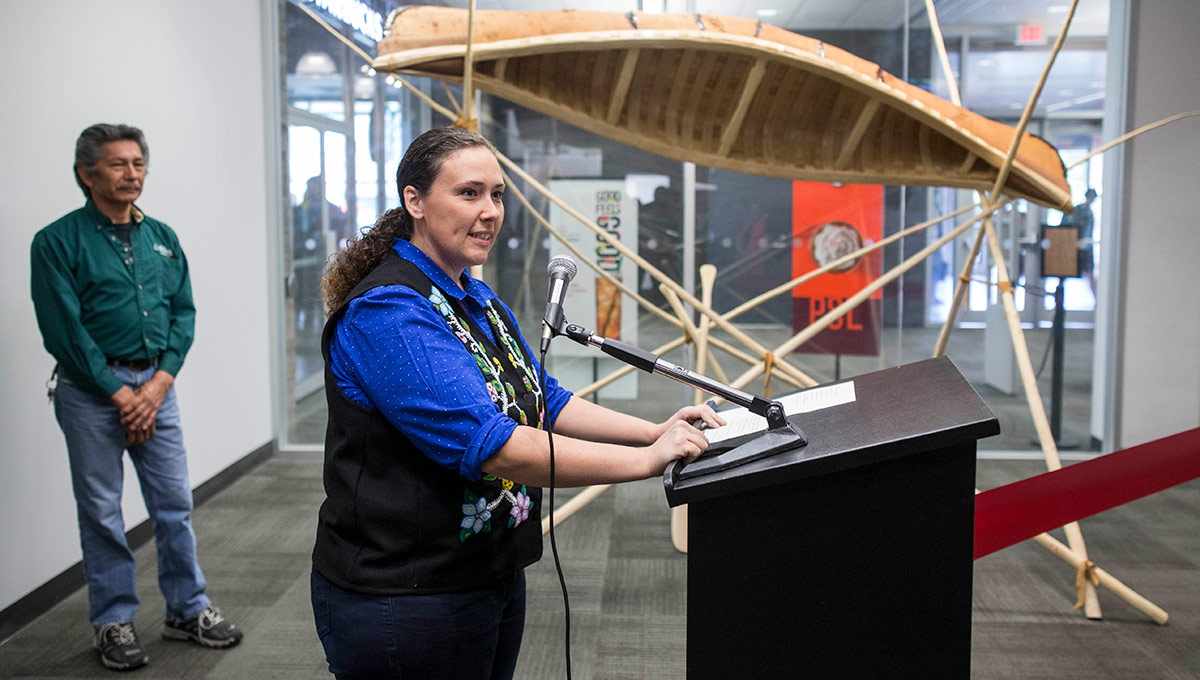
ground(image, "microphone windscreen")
xmin=547 ymin=255 xmax=578 ymax=281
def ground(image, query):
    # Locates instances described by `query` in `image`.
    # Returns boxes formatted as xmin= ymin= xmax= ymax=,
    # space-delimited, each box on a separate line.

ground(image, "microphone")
xmin=541 ymin=255 xmax=577 ymax=352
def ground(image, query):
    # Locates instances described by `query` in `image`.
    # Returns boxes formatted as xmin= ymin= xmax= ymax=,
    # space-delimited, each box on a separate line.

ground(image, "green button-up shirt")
xmin=30 ymin=200 xmax=195 ymax=397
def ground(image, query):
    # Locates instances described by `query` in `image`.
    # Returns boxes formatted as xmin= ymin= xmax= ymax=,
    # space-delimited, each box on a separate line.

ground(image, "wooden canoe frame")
xmin=298 ymin=0 xmax=1198 ymax=626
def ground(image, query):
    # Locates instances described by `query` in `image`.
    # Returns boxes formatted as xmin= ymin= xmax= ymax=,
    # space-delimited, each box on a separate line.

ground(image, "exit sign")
xmin=1017 ymin=24 xmax=1046 ymax=45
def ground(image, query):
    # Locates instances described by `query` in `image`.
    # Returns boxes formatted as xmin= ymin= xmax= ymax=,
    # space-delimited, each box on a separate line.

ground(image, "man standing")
xmin=30 ymin=124 xmax=242 ymax=671
xmin=1066 ymin=188 xmax=1099 ymax=294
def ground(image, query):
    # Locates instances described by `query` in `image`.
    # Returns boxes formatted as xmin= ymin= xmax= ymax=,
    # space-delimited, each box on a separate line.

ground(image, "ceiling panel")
xmin=842 ymin=0 xmax=910 ymax=30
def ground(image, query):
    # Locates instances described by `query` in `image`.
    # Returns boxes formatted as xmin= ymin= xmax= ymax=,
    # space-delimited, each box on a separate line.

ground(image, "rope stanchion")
xmin=974 ymin=427 xmax=1200 ymax=559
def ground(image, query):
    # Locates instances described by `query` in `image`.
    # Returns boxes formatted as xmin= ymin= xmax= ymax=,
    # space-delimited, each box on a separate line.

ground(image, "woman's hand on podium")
xmin=656 ymin=403 xmax=724 ymax=436
xmin=642 ymin=404 xmax=726 ymax=475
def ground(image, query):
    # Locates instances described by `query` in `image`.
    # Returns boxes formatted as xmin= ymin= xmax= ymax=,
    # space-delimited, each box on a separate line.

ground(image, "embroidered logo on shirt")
xmin=152 ymin=243 xmax=176 ymax=259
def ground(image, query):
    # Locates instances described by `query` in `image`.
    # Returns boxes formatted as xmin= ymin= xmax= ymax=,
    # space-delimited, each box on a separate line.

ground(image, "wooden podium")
xmin=664 ymin=357 xmax=999 ymax=679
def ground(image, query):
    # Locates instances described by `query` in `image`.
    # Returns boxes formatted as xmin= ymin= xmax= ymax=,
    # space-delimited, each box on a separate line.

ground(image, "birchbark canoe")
xmin=374 ymin=6 xmax=1071 ymax=211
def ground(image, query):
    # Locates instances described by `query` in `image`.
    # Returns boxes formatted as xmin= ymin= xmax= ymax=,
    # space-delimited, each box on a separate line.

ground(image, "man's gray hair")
xmin=74 ymin=124 xmax=149 ymax=198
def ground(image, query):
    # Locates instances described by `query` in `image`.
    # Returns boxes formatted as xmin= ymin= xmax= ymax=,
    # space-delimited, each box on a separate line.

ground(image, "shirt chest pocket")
xmin=137 ymin=244 xmax=178 ymax=298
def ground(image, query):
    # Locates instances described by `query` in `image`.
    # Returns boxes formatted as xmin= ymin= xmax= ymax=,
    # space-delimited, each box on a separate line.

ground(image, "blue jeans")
xmin=53 ymin=365 xmax=209 ymax=628
xmin=311 ymin=568 xmax=526 ymax=680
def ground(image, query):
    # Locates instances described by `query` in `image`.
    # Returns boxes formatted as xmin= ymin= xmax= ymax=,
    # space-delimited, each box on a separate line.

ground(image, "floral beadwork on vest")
xmin=427 ymin=286 xmax=541 ymax=542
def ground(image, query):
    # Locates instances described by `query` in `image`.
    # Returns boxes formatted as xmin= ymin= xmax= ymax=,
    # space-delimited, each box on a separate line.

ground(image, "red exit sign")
xmin=1017 ymin=23 xmax=1045 ymax=45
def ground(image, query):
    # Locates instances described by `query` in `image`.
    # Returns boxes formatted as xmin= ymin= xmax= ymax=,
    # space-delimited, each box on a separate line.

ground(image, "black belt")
xmin=109 ymin=357 xmax=158 ymax=371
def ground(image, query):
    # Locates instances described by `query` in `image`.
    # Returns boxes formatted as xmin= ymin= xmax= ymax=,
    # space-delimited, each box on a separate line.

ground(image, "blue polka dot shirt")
xmin=329 ymin=239 xmax=572 ymax=481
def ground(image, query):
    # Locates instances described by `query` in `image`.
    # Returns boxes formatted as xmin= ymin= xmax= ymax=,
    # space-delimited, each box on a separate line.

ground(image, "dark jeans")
xmin=311 ymin=568 xmax=526 ymax=680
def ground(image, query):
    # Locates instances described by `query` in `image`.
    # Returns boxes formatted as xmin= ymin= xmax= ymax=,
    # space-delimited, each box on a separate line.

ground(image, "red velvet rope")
xmin=974 ymin=427 xmax=1200 ymax=559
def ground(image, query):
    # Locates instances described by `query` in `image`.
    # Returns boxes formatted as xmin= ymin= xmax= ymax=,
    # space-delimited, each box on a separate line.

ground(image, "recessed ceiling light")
xmin=757 ymin=8 xmax=779 ymax=17
xmin=1047 ymin=5 xmax=1069 ymax=13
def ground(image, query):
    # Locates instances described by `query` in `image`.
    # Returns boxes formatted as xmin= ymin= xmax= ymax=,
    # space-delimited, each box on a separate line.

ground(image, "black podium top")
xmin=664 ymin=356 xmax=999 ymax=506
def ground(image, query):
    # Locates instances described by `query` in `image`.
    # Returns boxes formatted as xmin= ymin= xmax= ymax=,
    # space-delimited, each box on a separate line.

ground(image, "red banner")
xmin=791 ymin=182 xmax=883 ymax=356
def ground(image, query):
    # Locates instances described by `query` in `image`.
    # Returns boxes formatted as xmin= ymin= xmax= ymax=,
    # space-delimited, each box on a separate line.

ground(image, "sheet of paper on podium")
xmin=706 ymin=381 xmax=857 ymax=444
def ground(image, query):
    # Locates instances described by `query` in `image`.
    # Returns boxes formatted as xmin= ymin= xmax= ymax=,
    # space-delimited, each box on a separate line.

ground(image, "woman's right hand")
xmin=643 ymin=420 xmax=710 ymax=476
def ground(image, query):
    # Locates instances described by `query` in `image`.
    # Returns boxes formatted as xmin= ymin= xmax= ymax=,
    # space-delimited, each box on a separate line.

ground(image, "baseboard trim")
xmin=0 ymin=439 xmax=277 ymax=644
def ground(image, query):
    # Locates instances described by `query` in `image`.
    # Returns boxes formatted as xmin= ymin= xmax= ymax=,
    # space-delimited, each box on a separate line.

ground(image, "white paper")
xmin=705 ymin=381 xmax=856 ymax=444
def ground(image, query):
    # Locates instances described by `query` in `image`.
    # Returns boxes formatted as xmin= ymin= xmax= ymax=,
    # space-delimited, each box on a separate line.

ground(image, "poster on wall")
xmin=548 ymin=180 xmax=640 ymax=398
xmin=791 ymin=181 xmax=883 ymax=356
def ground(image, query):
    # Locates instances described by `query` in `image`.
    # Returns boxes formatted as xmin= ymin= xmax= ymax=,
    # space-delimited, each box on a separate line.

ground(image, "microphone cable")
xmin=538 ymin=352 xmax=573 ymax=680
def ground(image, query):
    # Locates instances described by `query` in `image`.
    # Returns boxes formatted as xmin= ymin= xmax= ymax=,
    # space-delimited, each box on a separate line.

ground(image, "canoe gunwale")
xmin=374 ymin=29 xmax=1070 ymax=210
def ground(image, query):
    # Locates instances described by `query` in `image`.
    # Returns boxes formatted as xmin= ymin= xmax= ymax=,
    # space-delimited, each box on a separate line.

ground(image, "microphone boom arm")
xmin=560 ymin=321 xmax=807 ymax=481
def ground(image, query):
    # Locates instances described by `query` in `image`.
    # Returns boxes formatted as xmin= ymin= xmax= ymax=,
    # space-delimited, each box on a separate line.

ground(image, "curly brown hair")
xmin=321 ymin=127 xmax=496 ymax=315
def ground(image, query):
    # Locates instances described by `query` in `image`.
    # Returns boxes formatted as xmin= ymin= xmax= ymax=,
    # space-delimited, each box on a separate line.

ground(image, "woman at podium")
xmin=309 ymin=126 xmax=721 ymax=680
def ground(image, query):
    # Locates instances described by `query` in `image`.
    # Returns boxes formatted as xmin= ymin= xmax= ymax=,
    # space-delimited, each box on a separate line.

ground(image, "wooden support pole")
xmin=670 ymin=263 xmax=718 ymax=555
xmin=661 ymin=288 xmax=702 ymax=358
xmin=1067 ymin=110 xmax=1200 ymax=170
xmin=672 ymin=502 xmax=689 ymax=553
xmin=693 ymin=265 xmax=718 ymax=405
xmin=661 ymin=282 xmax=808 ymax=394
xmin=1031 ymin=533 xmax=1168 ymax=625
xmin=987 ymin=0 xmax=1079 ymax=200
xmin=924 ymin=0 xmax=962 ymax=106
xmin=702 ymin=344 xmax=730 ymax=384
xmin=440 ymin=80 xmax=463 ymax=116
xmin=964 ymin=0 xmax=1112 ymax=619
xmin=395 ymin=75 xmax=458 ymax=122
xmin=458 ymin=0 xmax=478 ymax=131
xmin=660 ymin=285 xmax=703 ymax=553
xmin=541 ymin=484 xmax=612 ymax=535
xmin=933 ymin=200 xmax=993 ymax=358
xmin=981 ymin=216 xmax=1102 ymax=619
xmin=296 ymin=1 xmax=374 ymax=63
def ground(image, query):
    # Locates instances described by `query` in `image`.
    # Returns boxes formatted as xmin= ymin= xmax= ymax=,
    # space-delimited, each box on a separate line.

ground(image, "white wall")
xmin=0 ymin=0 xmax=276 ymax=613
xmin=1113 ymin=0 xmax=1200 ymax=448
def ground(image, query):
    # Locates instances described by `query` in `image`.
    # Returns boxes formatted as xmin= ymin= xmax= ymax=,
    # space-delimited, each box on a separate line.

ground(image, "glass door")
xmin=285 ymin=115 xmax=351 ymax=444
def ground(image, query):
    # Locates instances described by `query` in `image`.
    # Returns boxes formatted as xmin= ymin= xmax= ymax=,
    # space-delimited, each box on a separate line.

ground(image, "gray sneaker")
xmin=162 ymin=606 xmax=243 ymax=648
xmin=94 ymin=621 xmax=149 ymax=671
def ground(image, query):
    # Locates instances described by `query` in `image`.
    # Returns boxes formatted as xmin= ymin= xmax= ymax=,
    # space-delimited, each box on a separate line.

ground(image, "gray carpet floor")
xmin=1 ymin=454 xmax=1197 ymax=679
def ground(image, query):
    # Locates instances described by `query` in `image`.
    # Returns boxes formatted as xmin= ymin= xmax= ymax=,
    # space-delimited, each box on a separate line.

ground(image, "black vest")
xmin=312 ymin=251 xmax=543 ymax=594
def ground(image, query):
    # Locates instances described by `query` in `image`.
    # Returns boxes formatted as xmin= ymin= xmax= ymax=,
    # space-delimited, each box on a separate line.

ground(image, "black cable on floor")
xmin=539 ymin=354 xmax=572 ymax=680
